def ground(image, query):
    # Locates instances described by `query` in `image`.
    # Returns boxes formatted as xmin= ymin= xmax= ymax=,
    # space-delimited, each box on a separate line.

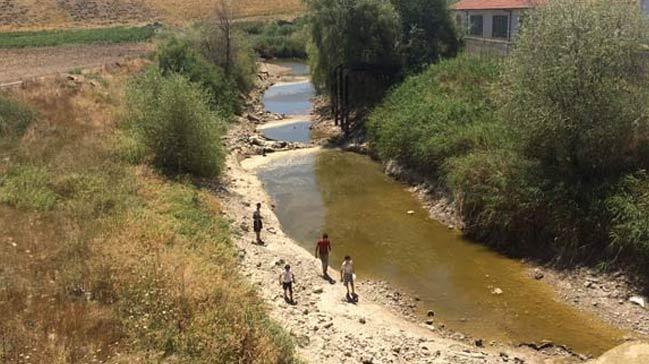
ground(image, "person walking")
xmin=279 ymin=264 xmax=295 ymax=303
xmin=253 ymin=203 xmax=263 ymax=244
xmin=341 ymin=255 xmax=356 ymax=300
xmin=315 ymin=233 xmax=332 ymax=277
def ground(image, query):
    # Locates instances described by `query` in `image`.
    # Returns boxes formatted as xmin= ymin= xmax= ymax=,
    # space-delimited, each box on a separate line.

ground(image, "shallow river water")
xmin=255 ymin=62 xmax=627 ymax=356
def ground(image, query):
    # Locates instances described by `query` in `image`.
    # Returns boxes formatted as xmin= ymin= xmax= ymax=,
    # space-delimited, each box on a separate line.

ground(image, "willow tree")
xmin=390 ymin=0 xmax=459 ymax=73
xmin=306 ymin=0 xmax=402 ymax=100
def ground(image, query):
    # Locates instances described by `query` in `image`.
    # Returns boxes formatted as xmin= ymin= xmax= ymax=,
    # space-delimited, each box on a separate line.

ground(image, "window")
xmin=492 ymin=15 xmax=509 ymax=39
xmin=456 ymin=14 xmax=463 ymax=28
xmin=469 ymin=15 xmax=483 ymax=36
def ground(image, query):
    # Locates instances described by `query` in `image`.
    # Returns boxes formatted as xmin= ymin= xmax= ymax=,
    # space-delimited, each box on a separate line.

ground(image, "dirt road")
xmin=0 ymin=43 xmax=152 ymax=85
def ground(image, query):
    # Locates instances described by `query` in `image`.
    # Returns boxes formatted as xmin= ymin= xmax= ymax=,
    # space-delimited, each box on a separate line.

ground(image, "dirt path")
xmin=0 ymin=43 xmax=152 ymax=85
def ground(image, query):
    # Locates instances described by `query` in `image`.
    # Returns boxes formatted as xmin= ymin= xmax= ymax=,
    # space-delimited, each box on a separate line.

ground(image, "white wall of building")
xmin=454 ymin=9 xmax=525 ymax=41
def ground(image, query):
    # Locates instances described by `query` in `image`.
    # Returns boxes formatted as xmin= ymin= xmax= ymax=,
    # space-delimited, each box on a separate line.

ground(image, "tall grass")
xmin=368 ymin=54 xmax=504 ymax=175
xmin=0 ymin=94 xmax=38 ymax=137
xmin=0 ymin=26 xmax=156 ymax=48
xmin=0 ymin=72 xmax=298 ymax=363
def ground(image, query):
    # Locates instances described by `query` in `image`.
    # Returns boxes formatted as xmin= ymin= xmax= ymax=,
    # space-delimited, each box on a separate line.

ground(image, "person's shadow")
xmin=322 ymin=273 xmax=336 ymax=284
xmin=344 ymin=293 xmax=359 ymax=304
xmin=284 ymin=296 xmax=298 ymax=305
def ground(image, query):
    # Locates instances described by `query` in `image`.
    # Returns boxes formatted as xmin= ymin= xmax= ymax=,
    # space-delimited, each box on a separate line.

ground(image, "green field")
xmin=0 ymin=26 xmax=156 ymax=48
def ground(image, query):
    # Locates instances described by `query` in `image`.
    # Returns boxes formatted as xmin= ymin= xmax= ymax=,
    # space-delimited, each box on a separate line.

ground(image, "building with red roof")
xmin=451 ymin=0 xmax=649 ymax=55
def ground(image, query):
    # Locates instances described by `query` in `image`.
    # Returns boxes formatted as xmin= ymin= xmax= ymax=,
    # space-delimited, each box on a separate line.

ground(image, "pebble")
xmin=492 ymin=288 xmax=503 ymax=295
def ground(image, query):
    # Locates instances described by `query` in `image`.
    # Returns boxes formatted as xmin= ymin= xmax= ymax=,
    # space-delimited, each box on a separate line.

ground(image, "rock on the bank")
xmin=593 ymin=341 xmax=649 ymax=364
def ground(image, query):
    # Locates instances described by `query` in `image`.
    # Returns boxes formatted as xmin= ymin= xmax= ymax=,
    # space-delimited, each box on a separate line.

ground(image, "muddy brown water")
xmin=256 ymin=62 xmax=627 ymax=356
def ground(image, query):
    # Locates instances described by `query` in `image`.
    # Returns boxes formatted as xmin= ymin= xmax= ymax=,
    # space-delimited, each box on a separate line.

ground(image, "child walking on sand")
xmin=341 ymin=256 xmax=356 ymax=300
xmin=279 ymin=264 xmax=295 ymax=303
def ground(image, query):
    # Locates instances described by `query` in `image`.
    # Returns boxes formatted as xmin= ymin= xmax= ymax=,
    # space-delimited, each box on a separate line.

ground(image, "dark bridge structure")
xmin=330 ymin=62 xmax=400 ymax=135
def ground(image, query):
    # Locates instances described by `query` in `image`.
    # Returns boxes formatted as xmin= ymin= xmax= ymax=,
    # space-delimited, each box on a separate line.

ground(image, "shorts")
xmin=319 ymin=253 xmax=329 ymax=268
xmin=253 ymin=220 xmax=262 ymax=232
xmin=343 ymin=273 xmax=353 ymax=284
xmin=282 ymin=282 xmax=293 ymax=291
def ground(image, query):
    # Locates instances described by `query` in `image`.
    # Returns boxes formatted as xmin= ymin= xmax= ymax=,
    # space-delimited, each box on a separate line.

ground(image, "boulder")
xmin=629 ymin=296 xmax=647 ymax=309
xmin=593 ymin=341 xmax=649 ymax=364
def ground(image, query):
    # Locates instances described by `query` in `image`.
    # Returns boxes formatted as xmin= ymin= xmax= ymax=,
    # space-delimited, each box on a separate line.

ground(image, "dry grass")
xmin=0 ymin=63 xmax=298 ymax=363
xmin=1 ymin=0 xmax=304 ymax=31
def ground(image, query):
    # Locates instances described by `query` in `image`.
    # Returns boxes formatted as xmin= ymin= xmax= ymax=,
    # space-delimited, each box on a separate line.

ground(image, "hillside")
xmin=0 ymin=0 xmax=304 ymax=31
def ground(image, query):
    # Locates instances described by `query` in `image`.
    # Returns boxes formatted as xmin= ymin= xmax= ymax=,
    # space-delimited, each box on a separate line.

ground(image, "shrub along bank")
xmin=368 ymin=0 xmax=649 ymax=269
xmin=237 ymin=17 xmax=309 ymax=59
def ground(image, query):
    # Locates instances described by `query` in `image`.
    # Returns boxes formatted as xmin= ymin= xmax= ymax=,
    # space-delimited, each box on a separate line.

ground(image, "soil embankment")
xmin=0 ymin=43 xmax=152 ymax=86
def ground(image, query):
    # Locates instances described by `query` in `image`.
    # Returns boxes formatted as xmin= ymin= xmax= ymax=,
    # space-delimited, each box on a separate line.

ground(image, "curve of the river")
xmin=255 ymin=61 xmax=627 ymax=356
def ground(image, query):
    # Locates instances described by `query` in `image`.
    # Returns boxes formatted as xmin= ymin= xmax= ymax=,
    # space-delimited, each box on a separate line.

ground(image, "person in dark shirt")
xmin=315 ymin=233 xmax=331 ymax=277
xmin=253 ymin=203 xmax=263 ymax=244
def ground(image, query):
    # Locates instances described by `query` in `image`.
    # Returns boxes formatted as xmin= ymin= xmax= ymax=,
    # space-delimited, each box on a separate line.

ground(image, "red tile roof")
xmin=451 ymin=0 xmax=544 ymax=10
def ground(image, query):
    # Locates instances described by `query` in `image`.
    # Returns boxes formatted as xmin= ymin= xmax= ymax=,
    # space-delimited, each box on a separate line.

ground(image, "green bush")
xmin=123 ymin=68 xmax=226 ymax=178
xmin=504 ymin=0 xmax=649 ymax=181
xmin=607 ymin=172 xmax=649 ymax=259
xmin=157 ymin=37 xmax=237 ymax=116
xmin=191 ymin=23 xmax=258 ymax=94
xmin=390 ymin=0 xmax=459 ymax=73
xmin=238 ymin=18 xmax=309 ymax=59
xmin=0 ymin=95 xmax=38 ymax=137
xmin=368 ymin=55 xmax=503 ymax=173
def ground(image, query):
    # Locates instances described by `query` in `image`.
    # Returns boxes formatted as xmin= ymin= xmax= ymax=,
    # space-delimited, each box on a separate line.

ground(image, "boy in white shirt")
xmin=341 ymin=256 xmax=356 ymax=299
xmin=279 ymin=264 xmax=295 ymax=303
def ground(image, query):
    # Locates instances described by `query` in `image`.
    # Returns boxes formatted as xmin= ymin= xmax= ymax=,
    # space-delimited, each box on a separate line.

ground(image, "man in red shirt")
xmin=315 ymin=233 xmax=332 ymax=277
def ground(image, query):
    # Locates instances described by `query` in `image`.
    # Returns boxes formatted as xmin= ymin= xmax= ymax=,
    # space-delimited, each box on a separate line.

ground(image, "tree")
xmin=503 ymin=0 xmax=649 ymax=182
xmin=215 ymin=0 xmax=233 ymax=75
xmin=306 ymin=0 xmax=402 ymax=98
xmin=157 ymin=37 xmax=237 ymax=116
xmin=390 ymin=0 xmax=459 ymax=73
xmin=193 ymin=0 xmax=257 ymax=93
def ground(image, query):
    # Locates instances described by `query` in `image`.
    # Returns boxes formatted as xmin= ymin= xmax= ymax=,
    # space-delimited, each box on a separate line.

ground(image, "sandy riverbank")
xmin=219 ymin=148 xmax=554 ymax=364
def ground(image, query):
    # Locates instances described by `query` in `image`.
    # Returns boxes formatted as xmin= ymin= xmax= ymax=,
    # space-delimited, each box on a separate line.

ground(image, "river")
xmin=254 ymin=61 xmax=626 ymax=356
